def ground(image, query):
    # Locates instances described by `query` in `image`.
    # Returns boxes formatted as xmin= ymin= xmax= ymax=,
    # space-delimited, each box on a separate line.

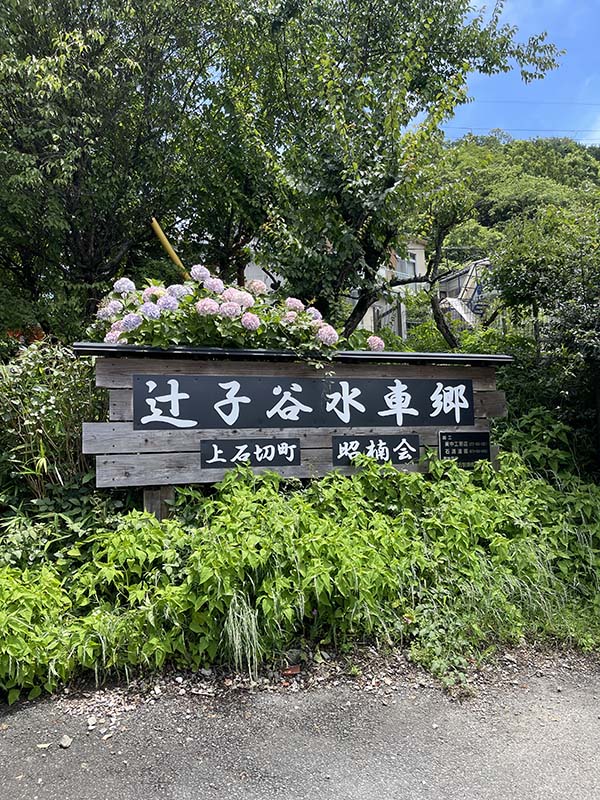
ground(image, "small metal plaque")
xmin=201 ymin=438 xmax=301 ymax=468
xmin=332 ymin=435 xmax=420 ymax=466
xmin=439 ymin=431 xmax=491 ymax=468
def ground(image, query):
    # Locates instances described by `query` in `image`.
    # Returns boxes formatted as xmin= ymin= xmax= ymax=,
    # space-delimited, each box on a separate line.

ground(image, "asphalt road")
xmin=1 ymin=663 xmax=599 ymax=800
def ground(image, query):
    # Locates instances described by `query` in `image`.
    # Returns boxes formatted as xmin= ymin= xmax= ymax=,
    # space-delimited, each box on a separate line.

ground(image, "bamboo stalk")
xmin=150 ymin=217 xmax=188 ymax=278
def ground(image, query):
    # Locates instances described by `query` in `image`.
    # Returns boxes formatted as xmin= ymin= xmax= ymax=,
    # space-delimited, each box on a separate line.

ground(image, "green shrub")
xmin=2 ymin=455 xmax=600 ymax=702
xmin=0 ymin=341 xmax=105 ymax=498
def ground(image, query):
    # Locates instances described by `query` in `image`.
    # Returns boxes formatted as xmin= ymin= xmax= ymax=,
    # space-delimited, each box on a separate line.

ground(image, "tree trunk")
xmin=431 ymin=294 xmax=460 ymax=349
xmin=342 ymin=288 xmax=379 ymax=338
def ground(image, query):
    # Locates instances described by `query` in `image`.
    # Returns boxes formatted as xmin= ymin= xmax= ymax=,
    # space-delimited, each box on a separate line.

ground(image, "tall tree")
xmin=235 ymin=0 xmax=561 ymax=333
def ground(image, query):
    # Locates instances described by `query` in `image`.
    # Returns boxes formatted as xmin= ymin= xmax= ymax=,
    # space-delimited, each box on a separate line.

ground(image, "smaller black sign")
xmin=333 ymin=435 xmax=421 ymax=466
xmin=201 ymin=438 xmax=301 ymax=468
xmin=439 ymin=431 xmax=491 ymax=468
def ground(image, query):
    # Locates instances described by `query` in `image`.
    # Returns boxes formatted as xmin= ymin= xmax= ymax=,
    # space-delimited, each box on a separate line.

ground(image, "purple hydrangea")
xmin=157 ymin=294 xmax=179 ymax=311
xmin=281 ymin=311 xmax=298 ymax=324
xmin=195 ymin=298 xmax=220 ymax=315
xmin=139 ymin=302 xmax=161 ymax=320
xmin=219 ymin=301 xmax=242 ymax=318
xmin=285 ymin=297 xmax=305 ymax=312
xmin=316 ymin=323 xmax=339 ymax=346
xmin=113 ymin=278 xmax=136 ymax=295
xmin=167 ymin=283 xmax=193 ymax=299
xmin=142 ymin=286 xmax=166 ymax=302
xmin=110 ymin=320 xmax=125 ymax=332
xmin=104 ymin=330 xmax=122 ymax=343
xmin=247 ymin=279 xmax=268 ymax=295
xmin=97 ymin=299 xmax=123 ymax=320
xmin=204 ymin=277 xmax=225 ymax=294
xmin=367 ymin=335 xmax=385 ymax=352
xmin=306 ymin=306 xmax=322 ymax=321
xmin=241 ymin=312 xmax=261 ymax=331
xmin=121 ymin=313 xmax=143 ymax=332
xmin=191 ymin=265 xmax=210 ymax=281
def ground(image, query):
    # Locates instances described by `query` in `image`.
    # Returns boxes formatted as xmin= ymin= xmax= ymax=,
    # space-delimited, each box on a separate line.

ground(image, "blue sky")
xmin=443 ymin=0 xmax=600 ymax=144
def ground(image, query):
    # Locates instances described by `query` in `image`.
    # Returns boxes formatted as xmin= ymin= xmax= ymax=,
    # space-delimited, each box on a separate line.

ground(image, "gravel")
xmin=1 ymin=645 xmax=599 ymax=799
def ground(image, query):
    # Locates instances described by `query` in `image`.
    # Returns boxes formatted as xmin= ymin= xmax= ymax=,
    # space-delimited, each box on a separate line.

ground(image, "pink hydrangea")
xmin=281 ymin=311 xmax=298 ymax=324
xmin=306 ymin=306 xmax=322 ymax=321
xmin=220 ymin=301 xmax=242 ymax=318
xmin=142 ymin=286 xmax=166 ymax=302
xmin=157 ymin=294 xmax=179 ymax=311
xmin=367 ymin=335 xmax=385 ymax=352
xmin=113 ymin=277 xmax=136 ymax=295
xmin=110 ymin=320 xmax=125 ymax=332
xmin=315 ymin=323 xmax=339 ymax=346
xmin=237 ymin=290 xmax=254 ymax=309
xmin=195 ymin=298 xmax=220 ymax=315
xmin=221 ymin=287 xmax=255 ymax=308
xmin=104 ymin=330 xmax=122 ymax=343
xmin=247 ymin=279 xmax=268 ymax=295
xmin=241 ymin=312 xmax=261 ymax=331
xmin=285 ymin=297 xmax=305 ymax=312
xmin=191 ymin=265 xmax=210 ymax=281
xmin=204 ymin=277 xmax=225 ymax=294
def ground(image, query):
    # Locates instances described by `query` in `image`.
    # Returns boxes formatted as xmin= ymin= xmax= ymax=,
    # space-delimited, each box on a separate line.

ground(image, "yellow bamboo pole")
xmin=150 ymin=217 xmax=188 ymax=278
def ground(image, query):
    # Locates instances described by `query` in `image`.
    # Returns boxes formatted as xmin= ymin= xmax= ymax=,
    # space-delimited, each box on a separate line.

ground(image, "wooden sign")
xmin=74 ymin=343 xmax=510 ymax=516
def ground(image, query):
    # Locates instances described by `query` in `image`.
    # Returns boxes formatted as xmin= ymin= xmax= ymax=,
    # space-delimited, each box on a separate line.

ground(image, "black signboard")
xmin=333 ymin=435 xmax=421 ymax=465
xmin=439 ymin=431 xmax=491 ymax=468
xmin=201 ymin=438 xmax=301 ymax=468
xmin=133 ymin=375 xmax=474 ymax=430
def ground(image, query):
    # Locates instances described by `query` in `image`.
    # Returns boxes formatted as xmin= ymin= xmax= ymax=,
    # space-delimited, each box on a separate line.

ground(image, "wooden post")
xmin=143 ymin=486 xmax=175 ymax=520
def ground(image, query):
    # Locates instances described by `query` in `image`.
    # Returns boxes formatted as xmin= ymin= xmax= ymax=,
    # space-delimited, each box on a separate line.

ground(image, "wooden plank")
xmin=96 ymin=451 xmax=429 ymax=487
xmin=475 ymin=390 xmax=507 ymax=418
xmin=96 ymin=358 xmax=498 ymax=391
xmin=143 ymin=486 xmax=175 ymax=520
xmin=109 ymin=389 xmax=132 ymax=422
xmin=84 ymin=421 xmax=489 ymax=455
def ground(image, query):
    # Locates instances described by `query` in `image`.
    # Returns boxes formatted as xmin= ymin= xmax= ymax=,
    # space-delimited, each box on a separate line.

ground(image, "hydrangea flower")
xmin=316 ymin=323 xmax=339 ymax=346
xmin=113 ymin=278 xmax=136 ymax=295
xmin=282 ymin=311 xmax=298 ymax=324
xmin=195 ymin=298 xmax=220 ymax=315
xmin=142 ymin=286 xmax=166 ymax=302
xmin=241 ymin=312 xmax=260 ymax=331
xmin=110 ymin=320 xmax=125 ymax=332
xmin=104 ymin=330 xmax=122 ymax=343
xmin=167 ymin=283 xmax=193 ymax=299
xmin=121 ymin=313 xmax=143 ymax=332
xmin=306 ymin=306 xmax=322 ymax=321
xmin=220 ymin=301 xmax=242 ymax=318
xmin=157 ymin=295 xmax=179 ymax=311
xmin=367 ymin=335 xmax=385 ymax=352
xmin=139 ymin=302 xmax=161 ymax=320
xmin=247 ymin=279 xmax=268 ymax=295
xmin=97 ymin=299 xmax=123 ymax=320
xmin=204 ymin=277 xmax=225 ymax=294
xmin=191 ymin=265 xmax=210 ymax=281
xmin=222 ymin=287 xmax=254 ymax=309
xmin=285 ymin=297 xmax=305 ymax=312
